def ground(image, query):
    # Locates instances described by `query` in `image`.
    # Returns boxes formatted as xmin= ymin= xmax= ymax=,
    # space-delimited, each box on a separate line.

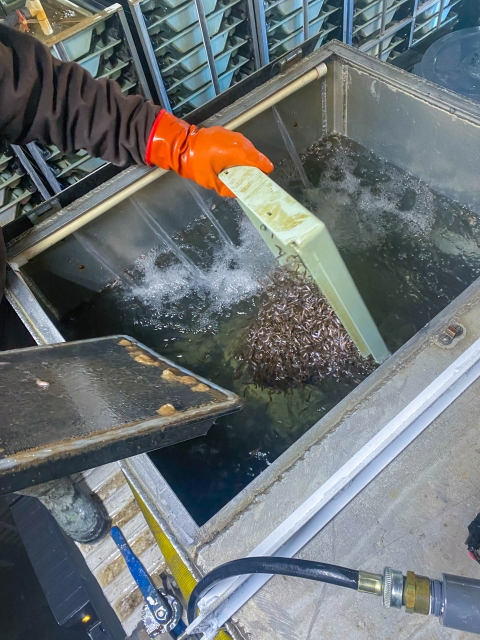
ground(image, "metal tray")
xmin=0 ymin=336 xmax=242 ymax=494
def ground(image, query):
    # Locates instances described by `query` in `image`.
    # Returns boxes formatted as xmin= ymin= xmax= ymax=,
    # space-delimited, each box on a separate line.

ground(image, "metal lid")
xmin=421 ymin=28 xmax=480 ymax=101
xmin=0 ymin=336 xmax=242 ymax=494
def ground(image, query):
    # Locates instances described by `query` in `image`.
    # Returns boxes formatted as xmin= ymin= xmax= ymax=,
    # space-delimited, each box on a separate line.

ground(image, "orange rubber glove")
xmin=145 ymin=110 xmax=274 ymax=198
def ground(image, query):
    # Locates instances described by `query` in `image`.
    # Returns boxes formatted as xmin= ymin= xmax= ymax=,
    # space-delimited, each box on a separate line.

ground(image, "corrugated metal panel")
xmin=76 ymin=463 xmax=166 ymax=635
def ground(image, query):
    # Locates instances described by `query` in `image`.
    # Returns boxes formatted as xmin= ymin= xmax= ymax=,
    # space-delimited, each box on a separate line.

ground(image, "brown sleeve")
xmin=0 ymin=23 xmax=162 ymax=166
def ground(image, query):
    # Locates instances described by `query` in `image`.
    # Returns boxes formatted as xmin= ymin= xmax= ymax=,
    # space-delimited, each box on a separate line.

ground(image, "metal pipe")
xmin=11 ymin=145 xmax=52 ymax=200
xmin=251 ymin=0 xmax=270 ymax=66
xmin=118 ymin=8 xmax=153 ymax=101
xmin=9 ymin=63 xmax=327 ymax=266
xmin=193 ymin=0 xmax=221 ymax=95
xmin=302 ymin=0 xmax=309 ymax=42
xmin=129 ymin=1 xmax=171 ymax=110
xmin=26 ymin=142 xmax=63 ymax=194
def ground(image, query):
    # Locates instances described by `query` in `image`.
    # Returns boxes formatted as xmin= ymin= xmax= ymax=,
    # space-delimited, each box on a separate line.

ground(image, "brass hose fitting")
xmin=358 ymin=571 xmax=383 ymax=597
xmin=404 ymin=571 xmax=430 ymax=615
xmin=359 ymin=568 xmax=430 ymax=616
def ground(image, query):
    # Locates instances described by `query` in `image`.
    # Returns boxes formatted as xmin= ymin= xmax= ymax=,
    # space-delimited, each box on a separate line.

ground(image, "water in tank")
xmin=56 ymin=132 xmax=480 ymax=524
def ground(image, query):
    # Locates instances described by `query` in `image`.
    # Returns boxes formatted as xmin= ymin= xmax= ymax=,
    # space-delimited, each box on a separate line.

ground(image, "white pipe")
xmin=11 ymin=168 xmax=167 ymax=266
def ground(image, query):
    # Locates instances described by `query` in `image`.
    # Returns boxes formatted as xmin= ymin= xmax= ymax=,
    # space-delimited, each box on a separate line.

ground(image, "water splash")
xmin=123 ymin=214 xmax=274 ymax=333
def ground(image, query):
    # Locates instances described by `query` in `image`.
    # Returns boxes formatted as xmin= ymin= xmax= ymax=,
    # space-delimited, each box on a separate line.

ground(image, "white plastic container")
xmin=183 ymin=55 xmax=247 ymax=108
xmin=275 ymin=0 xmax=324 ymax=17
xmin=269 ymin=18 xmax=333 ymax=55
xmin=355 ymin=0 xmax=396 ymax=22
xmin=176 ymin=20 xmax=241 ymax=71
xmin=0 ymin=154 xmax=12 ymax=173
xmin=161 ymin=0 xmax=193 ymax=8
xmin=160 ymin=0 xmax=217 ymax=32
xmin=365 ymin=35 xmax=402 ymax=59
xmin=61 ymin=26 xmax=96 ymax=60
xmin=174 ymin=39 xmax=245 ymax=90
xmin=161 ymin=2 xmax=234 ymax=52
xmin=271 ymin=0 xmax=326 ymax=35
xmin=363 ymin=31 xmax=396 ymax=55
xmin=356 ymin=5 xmax=396 ymax=37
xmin=79 ymin=53 xmax=101 ymax=76
xmin=420 ymin=0 xmax=452 ymax=19
xmin=418 ymin=4 xmax=455 ymax=33
xmin=78 ymin=35 xmax=121 ymax=77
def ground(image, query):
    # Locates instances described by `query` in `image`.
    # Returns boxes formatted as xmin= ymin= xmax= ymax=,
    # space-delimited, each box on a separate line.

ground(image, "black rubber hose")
xmin=187 ymin=556 xmax=359 ymax=624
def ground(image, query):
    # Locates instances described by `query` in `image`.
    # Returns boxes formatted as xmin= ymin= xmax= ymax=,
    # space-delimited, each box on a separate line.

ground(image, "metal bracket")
xmin=277 ymin=48 xmax=303 ymax=74
xmin=437 ymin=323 xmax=465 ymax=347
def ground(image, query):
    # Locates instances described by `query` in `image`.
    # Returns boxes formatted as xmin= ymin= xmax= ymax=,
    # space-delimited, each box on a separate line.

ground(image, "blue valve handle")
xmin=110 ymin=525 xmax=173 ymax=623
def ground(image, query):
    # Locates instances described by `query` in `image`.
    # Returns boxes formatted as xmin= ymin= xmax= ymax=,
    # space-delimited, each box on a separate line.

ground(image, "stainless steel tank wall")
xmin=338 ymin=59 xmax=480 ymax=212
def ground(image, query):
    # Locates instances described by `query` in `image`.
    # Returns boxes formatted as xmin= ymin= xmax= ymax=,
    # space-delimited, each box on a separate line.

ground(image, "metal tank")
xmin=5 ymin=42 xmax=480 ymax=637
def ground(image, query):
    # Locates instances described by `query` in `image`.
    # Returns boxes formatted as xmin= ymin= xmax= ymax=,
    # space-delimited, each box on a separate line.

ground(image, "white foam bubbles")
xmin=122 ymin=213 xmax=274 ymax=333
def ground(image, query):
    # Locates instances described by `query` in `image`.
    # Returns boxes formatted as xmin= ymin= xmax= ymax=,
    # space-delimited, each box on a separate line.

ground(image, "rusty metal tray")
xmin=0 ymin=335 xmax=242 ymax=494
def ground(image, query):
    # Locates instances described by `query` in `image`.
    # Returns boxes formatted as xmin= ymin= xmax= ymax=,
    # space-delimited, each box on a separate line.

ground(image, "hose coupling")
xmin=382 ymin=567 xmax=404 ymax=609
xmin=359 ymin=567 xmax=429 ymax=615
xmin=404 ymin=570 xmax=430 ymax=615
xmin=358 ymin=571 xmax=383 ymax=597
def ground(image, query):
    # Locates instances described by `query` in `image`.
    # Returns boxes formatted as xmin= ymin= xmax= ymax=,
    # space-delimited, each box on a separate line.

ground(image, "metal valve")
xmin=111 ymin=526 xmax=184 ymax=638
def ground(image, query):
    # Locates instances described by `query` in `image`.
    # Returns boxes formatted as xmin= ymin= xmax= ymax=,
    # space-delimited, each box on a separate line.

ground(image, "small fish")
xmin=234 ymin=262 xmax=375 ymax=390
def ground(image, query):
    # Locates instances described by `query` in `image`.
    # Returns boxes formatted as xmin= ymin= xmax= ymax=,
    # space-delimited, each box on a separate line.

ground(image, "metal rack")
xmin=254 ymin=0 xmax=343 ymax=64
xmin=129 ymin=0 xmax=261 ymax=116
xmin=27 ymin=3 xmax=151 ymax=194
xmin=0 ymin=144 xmax=49 ymax=226
xmin=355 ymin=0 xmax=462 ymax=61
xmin=0 ymin=0 xmax=151 ymax=224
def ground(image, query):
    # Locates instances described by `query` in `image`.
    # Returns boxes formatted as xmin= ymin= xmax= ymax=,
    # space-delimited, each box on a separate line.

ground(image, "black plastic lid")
xmin=421 ymin=27 xmax=480 ymax=101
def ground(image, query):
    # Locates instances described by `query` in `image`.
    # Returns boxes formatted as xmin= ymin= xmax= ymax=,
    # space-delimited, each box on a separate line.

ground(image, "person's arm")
xmin=0 ymin=24 xmax=273 ymax=196
xmin=0 ymin=23 xmax=160 ymax=166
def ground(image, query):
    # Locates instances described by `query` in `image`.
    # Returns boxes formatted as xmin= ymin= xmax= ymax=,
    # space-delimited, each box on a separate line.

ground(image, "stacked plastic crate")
xmin=0 ymin=143 xmax=47 ymax=226
xmin=0 ymin=1 xmax=150 ymax=225
xmin=411 ymin=0 xmax=460 ymax=45
xmin=30 ymin=4 xmax=151 ymax=192
xmin=253 ymin=0 xmax=342 ymax=64
xmin=128 ymin=0 xmax=259 ymax=117
xmin=356 ymin=0 xmax=462 ymax=63
xmin=353 ymin=0 xmax=411 ymax=59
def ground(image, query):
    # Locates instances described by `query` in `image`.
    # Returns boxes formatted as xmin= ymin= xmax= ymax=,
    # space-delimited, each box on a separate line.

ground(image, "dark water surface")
xmin=61 ymin=135 xmax=480 ymax=525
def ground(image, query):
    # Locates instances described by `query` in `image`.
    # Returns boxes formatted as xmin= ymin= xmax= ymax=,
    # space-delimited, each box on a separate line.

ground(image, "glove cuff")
xmin=145 ymin=109 xmax=166 ymax=166
xmin=145 ymin=110 xmax=195 ymax=174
